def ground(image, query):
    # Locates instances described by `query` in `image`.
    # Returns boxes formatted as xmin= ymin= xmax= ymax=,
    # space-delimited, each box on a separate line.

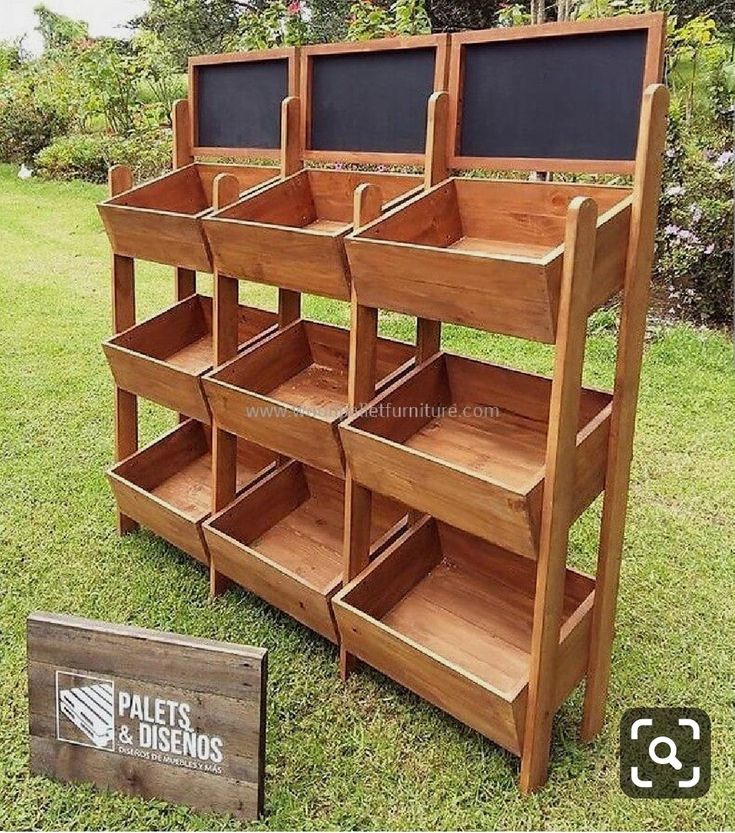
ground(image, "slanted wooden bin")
xmin=101 ymin=14 xmax=669 ymax=797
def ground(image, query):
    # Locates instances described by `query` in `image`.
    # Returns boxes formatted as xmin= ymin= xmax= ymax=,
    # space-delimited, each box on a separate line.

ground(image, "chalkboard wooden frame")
xmin=447 ymin=13 xmax=665 ymax=174
xmin=189 ymin=47 xmax=300 ymax=159
xmin=300 ymin=35 xmax=450 ymax=166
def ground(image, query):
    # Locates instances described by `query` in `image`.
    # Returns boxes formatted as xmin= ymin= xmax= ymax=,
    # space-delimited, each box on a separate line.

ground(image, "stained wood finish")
xmin=28 ymin=612 xmax=266 ymax=819
xmin=340 ymin=352 xmax=612 ymax=557
xmin=203 ymin=461 xmax=406 ymax=642
xmin=108 ymin=420 xmax=277 ymax=565
xmin=109 ymin=165 xmax=138 ymax=536
xmin=346 ymin=178 xmax=632 ymax=342
xmin=204 ymin=320 xmax=413 ymax=476
xmin=98 ymin=163 xmax=279 ymax=272
xmin=203 ymin=169 xmax=423 ymax=299
xmin=333 ymin=517 xmax=595 ymax=754
xmin=520 ymin=196 xmax=598 ymax=793
xmin=103 ymin=294 xmax=277 ymax=423
xmin=582 ymin=84 xmax=670 ymax=741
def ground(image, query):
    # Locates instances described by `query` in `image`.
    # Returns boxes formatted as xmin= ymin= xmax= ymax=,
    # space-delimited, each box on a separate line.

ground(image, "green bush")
xmin=655 ymin=112 xmax=734 ymax=326
xmin=35 ymin=130 xmax=171 ymax=183
xmin=0 ymin=92 xmax=70 ymax=164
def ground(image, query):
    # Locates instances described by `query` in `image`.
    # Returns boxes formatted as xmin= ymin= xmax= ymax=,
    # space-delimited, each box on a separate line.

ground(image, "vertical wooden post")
xmin=416 ymin=91 xmax=448 ymax=363
xmin=109 ymin=165 xmax=138 ymax=535
xmin=210 ymin=173 xmax=242 ymax=598
xmin=581 ymin=85 xmax=670 ymax=741
xmin=519 ymin=196 xmax=598 ymax=793
xmin=340 ymin=183 xmax=383 ymax=681
xmin=172 ymin=99 xmax=196 ymax=301
xmin=278 ymin=95 xmax=302 ymax=327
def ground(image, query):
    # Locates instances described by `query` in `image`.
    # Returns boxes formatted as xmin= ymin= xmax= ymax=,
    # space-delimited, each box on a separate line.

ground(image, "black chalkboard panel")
xmin=195 ymin=59 xmax=288 ymax=149
xmin=459 ymin=29 xmax=647 ymax=162
xmin=309 ymin=48 xmax=436 ymax=154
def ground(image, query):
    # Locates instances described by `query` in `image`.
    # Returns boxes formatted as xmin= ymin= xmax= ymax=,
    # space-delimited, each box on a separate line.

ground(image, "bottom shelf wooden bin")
xmin=333 ymin=516 xmax=595 ymax=755
xmin=108 ymin=419 xmax=277 ymax=564
xmin=203 ymin=461 xmax=406 ymax=642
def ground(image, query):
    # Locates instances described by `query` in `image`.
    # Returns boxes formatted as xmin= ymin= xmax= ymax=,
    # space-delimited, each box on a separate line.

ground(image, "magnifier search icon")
xmin=649 ymin=736 xmax=683 ymax=770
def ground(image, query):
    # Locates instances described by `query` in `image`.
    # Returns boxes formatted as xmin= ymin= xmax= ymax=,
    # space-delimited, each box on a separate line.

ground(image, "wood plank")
xmin=582 ymin=85 xmax=670 ymax=741
xmin=27 ymin=613 xmax=265 ymax=819
xmin=520 ymin=196 xmax=598 ymax=793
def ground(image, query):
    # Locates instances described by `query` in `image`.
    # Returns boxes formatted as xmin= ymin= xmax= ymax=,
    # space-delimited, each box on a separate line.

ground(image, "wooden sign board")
xmin=300 ymin=35 xmax=449 ymax=165
xmin=447 ymin=13 xmax=665 ymax=174
xmin=27 ymin=612 xmax=267 ymax=820
xmin=189 ymin=47 xmax=299 ymax=158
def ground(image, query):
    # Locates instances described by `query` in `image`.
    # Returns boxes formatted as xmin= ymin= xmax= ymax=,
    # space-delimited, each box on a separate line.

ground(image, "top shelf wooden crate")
xmin=202 ymin=169 xmax=423 ymax=299
xmin=98 ymin=163 xmax=278 ymax=272
xmin=346 ymin=178 xmax=632 ymax=343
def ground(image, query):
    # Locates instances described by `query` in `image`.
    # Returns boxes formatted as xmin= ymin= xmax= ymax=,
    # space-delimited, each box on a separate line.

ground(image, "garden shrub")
xmin=655 ymin=110 xmax=734 ymax=326
xmin=35 ymin=130 xmax=171 ymax=183
xmin=0 ymin=88 xmax=70 ymax=164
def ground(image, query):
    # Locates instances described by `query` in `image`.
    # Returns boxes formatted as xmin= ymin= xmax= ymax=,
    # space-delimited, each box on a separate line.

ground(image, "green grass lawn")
xmin=0 ymin=163 xmax=733 ymax=830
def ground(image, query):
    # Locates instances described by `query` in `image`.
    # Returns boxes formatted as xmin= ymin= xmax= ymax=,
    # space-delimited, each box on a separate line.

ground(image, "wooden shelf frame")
xmin=104 ymin=93 xmax=298 ymax=553
xmin=338 ymin=81 xmax=669 ymax=793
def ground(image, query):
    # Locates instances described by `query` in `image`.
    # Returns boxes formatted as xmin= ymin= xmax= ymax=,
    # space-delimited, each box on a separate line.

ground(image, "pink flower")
xmin=287 ymin=1 xmax=301 ymax=13
xmin=704 ymin=243 xmax=715 ymax=255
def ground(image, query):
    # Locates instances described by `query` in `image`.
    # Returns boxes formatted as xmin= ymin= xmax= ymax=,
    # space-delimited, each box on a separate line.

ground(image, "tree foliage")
xmin=34 ymin=4 xmax=89 ymax=52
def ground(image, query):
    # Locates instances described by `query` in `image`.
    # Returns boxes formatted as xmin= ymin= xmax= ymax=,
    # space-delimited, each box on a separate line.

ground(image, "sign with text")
xmin=27 ymin=612 xmax=267 ymax=819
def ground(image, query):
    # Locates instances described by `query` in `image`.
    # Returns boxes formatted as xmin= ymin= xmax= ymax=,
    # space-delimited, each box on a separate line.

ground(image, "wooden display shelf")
xmin=203 ymin=460 xmax=407 ymax=642
xmin=346 ymin=178 xmax=633 ymax=342
xmin=204 ymin=319 xmax=413 ymax=475
xmin=341 ymin=352 xmax=612 ymax=558
xmin=98 ymin=162 xmax=278 ymax=271
xmin=202 ymin=168 xmax=423 ymax=299
xmin=333 ymin=516 xmax=595 ymax=755
xmin=104 ymin=294 xmax=277 ymax=423
xmin=108 ymin=419 xmax=278 ymax=564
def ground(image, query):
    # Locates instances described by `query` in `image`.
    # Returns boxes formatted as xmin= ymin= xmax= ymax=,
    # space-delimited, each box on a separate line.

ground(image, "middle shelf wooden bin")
xmin=203 ymin=460 xmax=407 ymax=642
xmin=204 ymin=319 xmax=414 ymax=475
xmin=333 ymin=516 xmax=595 ymax=755
xmin=108 ymin=419 xmax=278 ymax=565
xmin=340 ymin=352 xmax=613 ymax=558
xmin=104 ymin=294 xmax=277 ymax=423
xmin=202 ymin=169 xmax=423 ymax=300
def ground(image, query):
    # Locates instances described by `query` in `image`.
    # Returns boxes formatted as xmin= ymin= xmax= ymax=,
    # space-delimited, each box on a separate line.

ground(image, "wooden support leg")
xmin=581 ymin=85 xmax=669 ymax=742
xmin=175 ymin=267 xmax=196 ymax=300
xmin=209 ymin=173 xmax=242 ymax=597
xmin=278 ymin=289 xmax=301 ymax=327
xmin=520 ymin=197 xmax=598 ymax=793
xmin=175 ymin=268 xmax=196 ymax=422
xmin=340 ymin=183 xmax=382 ymax=679
xmin=110 ymin=172 xmax=138 ymax=534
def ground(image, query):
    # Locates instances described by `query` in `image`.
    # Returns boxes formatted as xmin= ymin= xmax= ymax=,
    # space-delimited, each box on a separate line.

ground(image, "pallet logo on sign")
xmin=55 ymin=670 xmax=225 ymax=773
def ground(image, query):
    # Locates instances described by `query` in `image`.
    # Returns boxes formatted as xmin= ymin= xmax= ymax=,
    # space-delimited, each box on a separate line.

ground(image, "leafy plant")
xmin=347 ymin=0 xmax=430 ymax=41
xmin=35 ymin=129 xmax=171 ymax=183
xmin=33 ymin=3 xmax=89 ymax=52
xmin=224 ymin=1 xmax=309 ymax=51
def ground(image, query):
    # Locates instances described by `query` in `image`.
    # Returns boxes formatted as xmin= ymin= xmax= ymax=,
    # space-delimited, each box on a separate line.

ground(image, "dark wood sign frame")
xmin=189 ymin=47 xmax=300 ymax=159
xmin=299 ymin=35 xmax=450 ymax=165
xmin=447 ymin=13 xmax=665 ymax=173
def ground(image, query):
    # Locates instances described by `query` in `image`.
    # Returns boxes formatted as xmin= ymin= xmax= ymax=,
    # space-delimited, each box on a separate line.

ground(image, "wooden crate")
xmin=333 ymin=516 xmax=595 ymax=754
xmin=204 ymin=320 xmax=413 ymax=475
xmin=98 ymin=163 xmax=278 ymax=271
xmin=104 ymin=294 xmax=277 ymax=423
xmin=340 ymin=352 xmax=612 ymax=558
xmin=203 ymin=460 xmax=406 ymax=642
xmin=202 ymin=168 xmax=423 ymax=299
xmin=346 ymin=177 xmax=633 ymax=342
xmin=108 ymin=420 xmax=277 ymax=564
